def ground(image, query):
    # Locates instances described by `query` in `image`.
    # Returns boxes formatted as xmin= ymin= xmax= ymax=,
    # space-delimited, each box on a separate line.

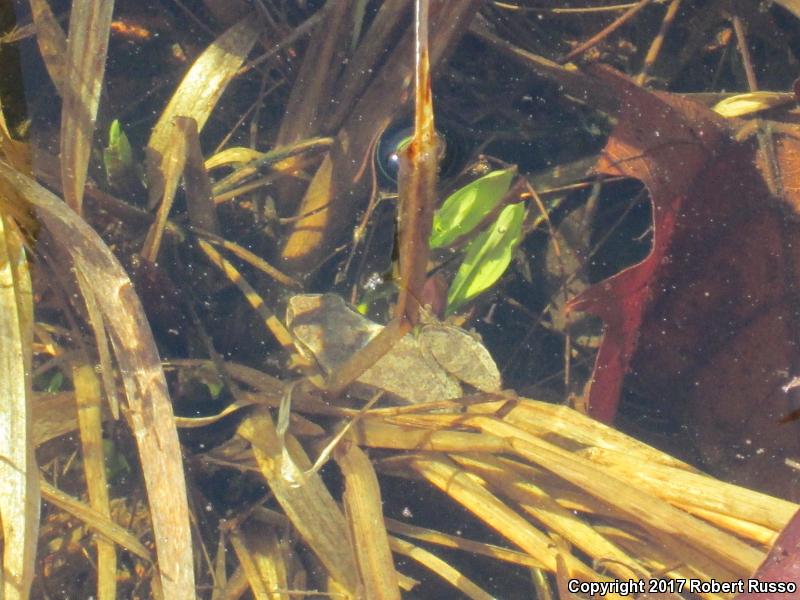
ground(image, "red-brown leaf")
xmin=568 ymin=66 xmax=800 ymax=497
xmin=736 ymin=508 xmax=800 ymax=598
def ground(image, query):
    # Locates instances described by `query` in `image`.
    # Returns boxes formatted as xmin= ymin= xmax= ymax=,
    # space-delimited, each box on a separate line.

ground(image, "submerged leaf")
xmin=336 ymin=443 xmax=401 ymax=599
xmin=102 ymin=119 xmax=134 ymax=188
xmin=230 ymin=521 xmax=290 ymax=599
xmin=73 ymin=363 xmax=117 ymax=599
xmin=0 ymin=160 xmax=195 ymax=597
xmin=567 ymin=65 xmax=800 ymax=499
xmin=146 ymin=17 xmax=260 ymax=209
xmin=446 ymin=202 xmax=525 ymax=314
xmin=28 ymin=0 xmax=67 ymax=94
xmin=39 ymin=480 xmax=150 ymax=561
xmin=60 ymin=0 xmax=114 ymax=213
xmin=712 ymin=91 xmax=794 ymax=118
xmin=430 ymin=167 xmax=515 ymax=249
xmin=0 ymin=213 xmax=38 ymax=600
xmin=237 ymin=407 xmax=360 ymax=593
xmin=44 ymin=370 xmax=64 ymax=393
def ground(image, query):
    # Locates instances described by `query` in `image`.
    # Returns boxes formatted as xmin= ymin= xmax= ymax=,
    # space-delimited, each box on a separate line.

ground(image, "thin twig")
xmin=561 ymin=0 xmax=653 ymax=64
xmin=635 ymin=0 xmax=682 ymax=85
xmin=494 ymin=2 xmax=640 ymax=14
xmin=732 ymin=16 xmax=758 ymax=91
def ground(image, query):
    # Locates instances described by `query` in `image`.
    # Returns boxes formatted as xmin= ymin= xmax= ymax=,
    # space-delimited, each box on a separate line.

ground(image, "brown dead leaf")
xmin=146 ymin=16 xmax=259 ymax=211
xmin=73 ymin=364 xmax=116 ymax=600
xmin=236 ymin=407 xmax=360 ymax=594
xmin=568 ymin=66 xmax=800 ymax=500
xmin=0 ymin=160 xmax=195 ymax=597
xmin=0 ymin=212 xmax=38 ymax=600
xmin=28 ymin=0 xmax=66 ymax=96
xmin=336 ymin=442 xmax=401 ymax=600
xmin=60 ymin=0 xmax=114 ymax=213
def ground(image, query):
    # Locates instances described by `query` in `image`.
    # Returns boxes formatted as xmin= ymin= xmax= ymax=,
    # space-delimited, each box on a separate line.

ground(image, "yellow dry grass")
xmin=184 ymin=364 xmax=794 ymax=599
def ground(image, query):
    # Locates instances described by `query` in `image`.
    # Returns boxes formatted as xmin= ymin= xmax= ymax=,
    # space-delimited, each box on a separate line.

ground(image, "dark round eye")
xmin=374 ymin=120 xmax=454 ymax=185
xmin=375 ymin=124 xmax=414 ymax=184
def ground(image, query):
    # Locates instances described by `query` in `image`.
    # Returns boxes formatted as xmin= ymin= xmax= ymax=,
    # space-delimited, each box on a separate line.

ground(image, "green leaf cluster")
xmin=428 ymin=167 xmax=525 ymax=314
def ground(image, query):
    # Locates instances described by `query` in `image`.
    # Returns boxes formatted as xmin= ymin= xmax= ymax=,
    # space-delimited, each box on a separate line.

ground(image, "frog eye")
xmin=374 ymin=124 xmax=414 ymax=183
xmin=374 ymin=119 xmax=458 ymax=185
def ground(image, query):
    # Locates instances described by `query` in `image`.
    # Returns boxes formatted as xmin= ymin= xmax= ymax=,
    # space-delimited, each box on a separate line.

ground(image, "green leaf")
xmin=446 ymin=202 xmax=525 ymax=314
xmin=429 ymin=167 xmax=515 ymax=249
xmin=206 ymin=381 xmax=223 ymax=400
xmin=45 ymin=371 xmax=64 ymax=393
xmin=102 ymin=119 xmax=133 ymax=185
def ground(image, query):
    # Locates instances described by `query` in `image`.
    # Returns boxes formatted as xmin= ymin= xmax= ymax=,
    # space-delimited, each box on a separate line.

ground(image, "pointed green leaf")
xmin=446 ymin=202 xmax=525 ymax=314
xmin=45 ymin=371 xmax=64 ymax=393
xmin=430 ymin=167 xmax=516 ymax=249
xmin=102 ymin=119 xmax=133 ymax=185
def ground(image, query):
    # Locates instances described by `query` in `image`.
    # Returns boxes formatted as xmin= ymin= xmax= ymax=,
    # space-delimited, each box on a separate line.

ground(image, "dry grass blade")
xmin=210 ymin=136 xmax=333 ymax=199
xmin=488 ymin=455 xmax=633 ymax=522
xmin=181 ymin=116 xmax=220 ymax=235
xmin=396 ymin=452 xmax=610 ymax=583
xmin=39 ymin=479 xmax=151 ymax=561
xmin=336 ymin=442 xmax=401 ymax=600
xmin=196 ymin=239 xmax=296 ymax=351
xmin=142 ymin=116 xmax=188 ymax=261
xmin=28 ymin=0 xmax=67 ymax=95
xmin=0 ymin=213 xmax=38 ymax=600
xmin=555 ymin=554 xmax=577 ymax=600
xmin=193 ymin=232 xmax=301 ymax=291
xmin=245 ymin=522 xmax=291 ymax=600
xmin=60 ymin=0 xmax=114 ymax=213
xmin=0 ymin=161 xmax=195 ymax=597
xmin=205 ymin=147 xmax=264 ymax=170
xmin=388 ymin=536 xmax=495 ymax=600
xmin=76 ymin=265 xmax=120 ymax=418
xmin=211 ymin=533 xmax=229 ymax=599
xmin=230 ymin=523 xmax=290 ymax=600
xmin=479 ymin=399 xmax=694 ymax=469
xmin=73 ymin=363 xmax=116 ymax=600
xmin=344 ymin=396 xmax=796 ymax=594
xmin=590 ymin=526 xmax=708 ymax=597
xmin=213 ymin=566 xmax=249 ymax=600
xmin=471 ymin=417 xmax=764 ymax=579
xmin=773 ymin=0 xmax=800 ymax=20
xmin=712 ymin=92 xmax=796 ymax=118
xmin=451 ymin=453 xmax=643 ymax=580
xmin=351 ymin=417 xmax=508 ymax=453
xmin=236 ymin=407 xmax=360 ymax=594
xmin=579 ymin=446 xmax=797 ymax=533
xmin=385 ymin=518 xmax=546 ymax=569
xmin=275 ymin=0 xmax=352 ymax=146
xmin=635 ymin=0 xmax=681 ymax=85
xmin=32 ymin=391 xmax=82 ymax=445
xmin=668 ymin=505 xmax=777 ymax=547
xmin=146 ymin=17 xmax=260 ymax=210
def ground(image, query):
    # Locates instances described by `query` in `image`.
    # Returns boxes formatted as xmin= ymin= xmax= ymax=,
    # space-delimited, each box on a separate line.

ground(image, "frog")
xmin=285 ymin=294 xmax=502 ymax=404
